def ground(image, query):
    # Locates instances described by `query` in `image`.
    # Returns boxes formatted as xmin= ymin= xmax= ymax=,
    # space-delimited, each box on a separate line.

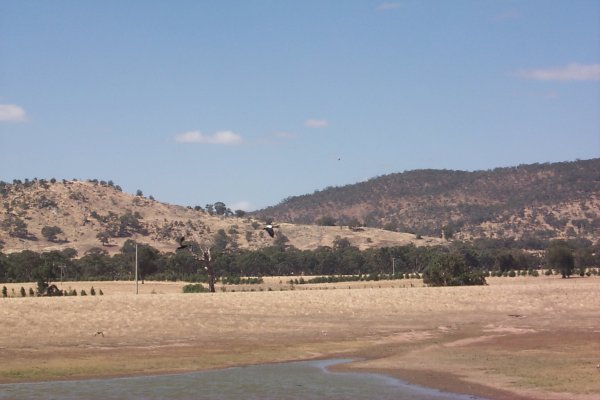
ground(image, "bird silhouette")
xmin=176 ymin=236 xmax=189 ymax=250
xmin=264 ymin=224 xmax=279 ymax=238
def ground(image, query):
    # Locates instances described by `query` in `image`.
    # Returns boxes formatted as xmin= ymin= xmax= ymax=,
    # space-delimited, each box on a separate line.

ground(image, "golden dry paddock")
xmin=1 ymin=276 xmax=599 ymax=400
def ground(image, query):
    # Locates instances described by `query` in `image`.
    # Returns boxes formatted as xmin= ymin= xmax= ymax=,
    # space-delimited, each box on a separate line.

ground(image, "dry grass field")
xmin=1 ymin=276 xmax=599 ymax=400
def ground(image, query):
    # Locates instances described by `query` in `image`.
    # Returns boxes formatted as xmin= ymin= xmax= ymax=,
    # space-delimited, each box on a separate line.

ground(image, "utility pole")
xmin=58 ymin=265 xmax=67 ymax=286
xmin=135 ymin=241 xmax=138 ymax=295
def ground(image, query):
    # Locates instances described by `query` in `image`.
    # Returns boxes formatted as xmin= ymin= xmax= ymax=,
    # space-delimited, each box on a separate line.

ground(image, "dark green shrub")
xmin=182 ymin=283 xmax=208 ymax=293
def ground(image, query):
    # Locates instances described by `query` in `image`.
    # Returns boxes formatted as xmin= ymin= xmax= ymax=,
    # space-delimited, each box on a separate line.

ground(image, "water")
xmin=0 ymin=359 xmax=487 ymax=400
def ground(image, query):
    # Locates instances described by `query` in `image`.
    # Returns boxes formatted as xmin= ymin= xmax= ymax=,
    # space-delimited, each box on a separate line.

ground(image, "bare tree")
xmin=199 ymin=246 xmax=217 ymax=292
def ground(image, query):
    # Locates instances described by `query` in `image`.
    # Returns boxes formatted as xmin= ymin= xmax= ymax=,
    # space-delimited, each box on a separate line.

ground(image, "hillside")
xmin=254 ymin=159 xmax=600 ymax=242
xmin=0 ymin=179 xmax=443 ymax=256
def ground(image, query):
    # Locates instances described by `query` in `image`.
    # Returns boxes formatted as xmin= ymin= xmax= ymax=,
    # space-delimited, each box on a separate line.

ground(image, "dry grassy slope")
xmin=0 ymin=180 xmax=444 ymax=256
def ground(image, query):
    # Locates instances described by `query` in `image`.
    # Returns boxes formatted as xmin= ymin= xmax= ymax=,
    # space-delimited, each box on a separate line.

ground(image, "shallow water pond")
xmin=0 ymin=359 xmax=487 ymax=400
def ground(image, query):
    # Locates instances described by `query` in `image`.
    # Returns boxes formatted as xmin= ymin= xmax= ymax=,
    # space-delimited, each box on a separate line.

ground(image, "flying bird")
xmin=176 ymin=236 xmax=189 ymax=250
xmin=264 ymin=224 xmax=279 ymax=238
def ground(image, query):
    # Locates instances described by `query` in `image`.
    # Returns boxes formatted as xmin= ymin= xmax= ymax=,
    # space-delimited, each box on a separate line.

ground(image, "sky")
xmin=1 ymin=1 xmax=599 ymax=211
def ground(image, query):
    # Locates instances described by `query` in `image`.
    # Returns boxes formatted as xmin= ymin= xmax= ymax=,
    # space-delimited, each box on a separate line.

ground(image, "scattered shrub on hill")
xmin=41 ymin=226 xmax=63 ymax=242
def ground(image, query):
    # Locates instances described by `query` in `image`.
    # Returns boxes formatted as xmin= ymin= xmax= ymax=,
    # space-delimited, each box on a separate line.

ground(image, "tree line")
xmin=0 ymin=237 xmax=597 ymax=287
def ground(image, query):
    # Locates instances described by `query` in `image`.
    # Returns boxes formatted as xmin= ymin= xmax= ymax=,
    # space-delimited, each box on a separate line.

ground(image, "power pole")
xmin=135 ymin=241 xmax=139 ymax=295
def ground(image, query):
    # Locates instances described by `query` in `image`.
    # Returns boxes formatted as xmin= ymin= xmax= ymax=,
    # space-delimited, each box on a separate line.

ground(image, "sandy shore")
xmin=1 ymin=276 xmax=599 ymax=399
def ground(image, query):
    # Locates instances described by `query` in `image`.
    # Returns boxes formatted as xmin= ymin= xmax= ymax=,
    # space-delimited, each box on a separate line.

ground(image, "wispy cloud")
xmin=175 ymin=130 xmax=243 ymax=145
xmin=230 ymin=200 xmax=252 ymax=211
xmin=518 ymin=63 xmax=600 ymax=81
xmin=0 ymin=103 xmax=28 ymax=122
xmin=376 ymin=2 xmax=402 ymax=11
xmin=304 ymin=119 xmax=329 ymax=128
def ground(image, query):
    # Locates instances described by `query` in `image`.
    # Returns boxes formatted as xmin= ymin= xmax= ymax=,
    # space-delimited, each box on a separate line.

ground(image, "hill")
xmin=0 ymin=179 xmax=443 ymax=256
xmin=254 ymin=159 xmax=600 ymax=242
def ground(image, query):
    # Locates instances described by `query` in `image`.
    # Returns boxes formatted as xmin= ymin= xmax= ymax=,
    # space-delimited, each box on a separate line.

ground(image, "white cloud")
xmin=518 ymin=63 xmax=600 ymax=81
xmin=0 ymin=104 xmax=28 ymax=122
xmin=175 ymin=130 xmax=243 ymax=145
xmin=304 ymin=119 xmax=329 ymax=128
xmin=376 ymin=2 xmax=402 ymax=11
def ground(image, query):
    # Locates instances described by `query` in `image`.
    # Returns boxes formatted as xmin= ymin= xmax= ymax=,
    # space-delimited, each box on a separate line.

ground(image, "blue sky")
xmin=1 ymin=1 xmax=599 ymax=211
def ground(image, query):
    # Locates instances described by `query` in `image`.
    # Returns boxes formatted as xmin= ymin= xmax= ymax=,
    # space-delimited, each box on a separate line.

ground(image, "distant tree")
xmin=41 ymin=226 xmax=63 ymax=242
xmin=33 ymin=264 xmax=56 ymax=296
xmin=214 ymin=202 xmax=227 ymax=216
xmin=20 ymin=286 xmax=26 ymax=297
xmin=2 ymin=215 xmax=35 ymax=240
xmin=423 ymin=253 xmax=486 ymax=286
xmin=136 ymin=189 xmax=143 ymax=197
xmin=96 ymin=231 xmax=110 ymax=246
xmin=205 ymin=204 xmax=215 ymax=215
xmin=2 ymin=286 xmax=7 ymax=298
xmin=213 ymin=229 xmax=229 ymax=252
xmin=332 ymin=236 xmax=351 ymax=250
xmin=235 ymin=210 xmax=246 ymax=218
xmin=546 ymin=241 xmax=575 ymax=278
xmin=494 ymin=252 xmax=516 ymax=273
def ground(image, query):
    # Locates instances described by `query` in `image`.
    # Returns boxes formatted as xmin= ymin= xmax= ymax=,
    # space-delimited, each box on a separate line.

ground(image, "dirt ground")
xmin=1 ymin=276 xmax=599 ymax=399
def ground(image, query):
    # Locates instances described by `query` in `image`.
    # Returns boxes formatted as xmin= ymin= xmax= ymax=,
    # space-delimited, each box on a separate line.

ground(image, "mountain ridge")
xmin=254 ymin=158 xmax=600 ymax=242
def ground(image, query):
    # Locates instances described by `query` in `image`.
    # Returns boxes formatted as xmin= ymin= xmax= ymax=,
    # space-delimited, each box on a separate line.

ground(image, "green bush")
xmin=182 ymin=283 xmax=209 ymax=293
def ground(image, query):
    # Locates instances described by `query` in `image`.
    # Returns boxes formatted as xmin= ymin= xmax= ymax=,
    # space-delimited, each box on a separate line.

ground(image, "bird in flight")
xmin=264 ymin=224 xmax=279 ymax=238
xmin=176 ymin=236 xmax=189 ymax=250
